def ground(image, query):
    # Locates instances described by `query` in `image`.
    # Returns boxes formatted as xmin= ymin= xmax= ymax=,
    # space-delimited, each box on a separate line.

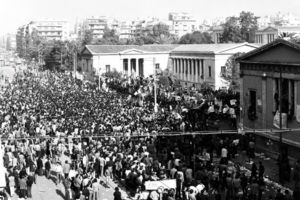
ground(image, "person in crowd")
xmin=0 ymin=70 xmax=290 ymax=200
xmin=113 ymin=187 xmax=122 ymax=200
xmin=45 ymin=157 xmax=51 ymax=179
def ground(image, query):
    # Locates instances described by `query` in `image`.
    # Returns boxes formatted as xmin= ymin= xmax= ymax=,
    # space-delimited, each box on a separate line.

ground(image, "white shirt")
xmin=221 ymin=148 xmax=228 ymax=158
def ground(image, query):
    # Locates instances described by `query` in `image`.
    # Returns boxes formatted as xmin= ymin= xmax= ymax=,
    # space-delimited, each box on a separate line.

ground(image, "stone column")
xmin=186 ymin=59 xmax=190 ymax=82
xmin=262 ymin=76 xmax=267 ymax=129
xmin=191 ymin=59 xmax=195 ymax=83
xmin=176 ymin=58 xmax=179 ymax=79
xmin=129 ymin=58 xmax=132 ymax=76
xmin=195 ymin=59 xmax=199 ymax=84
xmin=134 ymin=58 xmax=138 ymax=77
xmin=177 ymin=58 xmax=181 ymax=80
xmin=181 ymin=58 xmax=184 ymax=81
xmin=295 ymin=81 xmax=298 ymax=119
xmin=201 ymin=59 xmax=204 ymax=81
xmin=288 ymin=80 xmax=292 ymax=113
xmin=172 ymin=58 xmax=175 ymax=75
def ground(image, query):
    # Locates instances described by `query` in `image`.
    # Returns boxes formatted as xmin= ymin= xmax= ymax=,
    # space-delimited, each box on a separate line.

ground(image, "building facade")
xmin=168 ymin=12 xmax=197 ymax=37
xmin=28 ymin=20 xmax=70 ymax=40
xmin=170 ymin=43 xmax=259 ymax=89
xmin=80 ymin=43 xmax=258 ymax=89
xmin=211 ymin=26 xmax=224 ymax=44
xmin=80 ymin=45 xmax=178 ymax=81
xmin=255 ymin=26 xmax=300 ymax=44
xmin=238 ymin=39 xmax=300 ymax=158
xmin=83 ymin=17 xmax=107 ymax=39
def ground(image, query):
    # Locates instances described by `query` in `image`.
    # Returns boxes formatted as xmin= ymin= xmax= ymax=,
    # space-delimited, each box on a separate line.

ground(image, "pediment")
xmin=245 ymin=44 xmax=300 ymax=64
xmin=239 ymin=40 xmax=300 ymax=64
xmin=81 ymin=48 xmax=93 ymax=56
xmin=262 ymin=27 xmax=278 ymax=32
xmin=120 ymin=49 xmax=145 ymax=55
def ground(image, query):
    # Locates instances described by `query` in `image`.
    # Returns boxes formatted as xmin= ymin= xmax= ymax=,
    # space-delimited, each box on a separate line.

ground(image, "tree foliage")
xmin=95 ymin=28 xmax=120 ymax=45
xmin=239 ymin=11 xmax=259 ymax=43
xmin=179 ymin=31 xmax=213 ymax=44
xmin=221 ymin=52 xmax=245 ymax=90
xmin=135 ymin=23 xmax=177 ymax=44
xmin=221 ymin=11 xmax=258 ymax=43
xmin=221 ymin=17 xmax=243 ymax=43
xmin=102 ymin=69 xmax=122 ymax=79
xmin=80 ymin=29 xmax=93 ymax=47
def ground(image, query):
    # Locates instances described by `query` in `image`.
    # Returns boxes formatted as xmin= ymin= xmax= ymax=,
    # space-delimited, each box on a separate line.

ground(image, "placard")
xmin=145 ymin=179 xmax=176 ymax=190
xmin=297 ymin=105 xmax=300 ymax=122
xmin=273 ymin=111 xmax=287 ymax=129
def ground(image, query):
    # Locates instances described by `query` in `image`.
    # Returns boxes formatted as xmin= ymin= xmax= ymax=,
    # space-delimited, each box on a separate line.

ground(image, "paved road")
xmin=11 ymin=154 xmax=129 ymax=200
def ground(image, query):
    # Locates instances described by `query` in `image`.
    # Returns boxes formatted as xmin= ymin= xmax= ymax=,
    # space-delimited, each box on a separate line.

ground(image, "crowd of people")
xmin=0 ymin=70 xmax=297 ymax=200
xmin=106 ymin=75 xmax=240 ymax=132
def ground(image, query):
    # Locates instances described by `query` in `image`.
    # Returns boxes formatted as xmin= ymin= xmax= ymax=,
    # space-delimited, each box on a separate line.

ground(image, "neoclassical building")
xmin=170 ymin=43 xmax=259 ymax=88
xmin=80 ymin=44 xmax=178 ymax=80
xmin=80 ymin=43 xmax=258 ymax=89
xmin=238 ymin=39 xmax=300 ymax=159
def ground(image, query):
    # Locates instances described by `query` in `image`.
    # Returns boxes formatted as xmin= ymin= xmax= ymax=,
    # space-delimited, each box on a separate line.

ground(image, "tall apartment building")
xmin=28 ymin=20 xmax=70 ymax=40
xmin=168 ymin=12 xmax=197 ymax=37
xmin=83 ymin=17 xmax=107 ymax=39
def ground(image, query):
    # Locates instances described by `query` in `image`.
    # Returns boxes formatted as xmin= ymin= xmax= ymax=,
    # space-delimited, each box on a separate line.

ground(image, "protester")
xmin=0 ymin=70 xmax=293 ymax=200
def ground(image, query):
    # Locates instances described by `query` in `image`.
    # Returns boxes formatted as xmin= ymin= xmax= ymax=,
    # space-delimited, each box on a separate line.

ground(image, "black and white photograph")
xmin=0 ymin=0 xmax=300 ymax=200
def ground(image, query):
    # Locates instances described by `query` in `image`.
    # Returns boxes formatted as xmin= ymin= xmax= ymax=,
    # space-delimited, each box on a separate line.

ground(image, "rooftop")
xmin=171 ymin=43 xmax=260 ymax=54
xmin=85 ymin=44 xmax=179 ymax=54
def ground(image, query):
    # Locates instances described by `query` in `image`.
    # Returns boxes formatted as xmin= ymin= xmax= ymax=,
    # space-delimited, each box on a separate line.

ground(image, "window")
xmin=155 ymin=63 xmax=160 ymax=69
xmin=221 ymin=66 xmax=226 ymax=75
xmin=208 ymin=66 xmax=212 ymax=77
xmin=105 ymin=65 xmax=110 ymax=73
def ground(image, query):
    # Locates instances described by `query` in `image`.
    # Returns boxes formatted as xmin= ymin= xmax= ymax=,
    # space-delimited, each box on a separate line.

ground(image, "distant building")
xmin=255 ymin=26 xmax=300 ymax=44
xmin=168 ymin=12 xmax=197 ymax=37
xmin=2 ymin=33 xmax=16 ymax=50
xmin=83 ymin=17 xmax=107 ymax=39
xmin=28 ymin=20 xmax=70 ymax=40
xmin=170 ymin=43 xmax=259 ymax=89
xmin=118 ymin=21 xmax=133 ymax=39
xmin=211 ymin=26 xmax=224 ymax=44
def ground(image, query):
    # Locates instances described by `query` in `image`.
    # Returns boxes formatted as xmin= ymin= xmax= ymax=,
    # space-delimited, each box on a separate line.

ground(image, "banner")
xmin=273 ymin=111 xmax=287 ymax=129
xmin=145 ymin=179 xmax=176 ymax=190
xmin=297 ymin=105 xmax=300 ymax=122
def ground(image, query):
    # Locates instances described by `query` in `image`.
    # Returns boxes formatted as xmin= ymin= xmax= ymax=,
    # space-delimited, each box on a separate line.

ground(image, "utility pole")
xmin=73 ymin=52 xmax=76 ymax=79
xmin=60 ymin=51 xmax=62 ymax=69
xmin=153 ymin=57 xmax=158 ymax=113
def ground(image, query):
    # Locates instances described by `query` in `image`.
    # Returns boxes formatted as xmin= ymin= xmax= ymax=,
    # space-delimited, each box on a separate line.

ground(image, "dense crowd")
xmin=0 ymin=71 xmax=298 ymax=200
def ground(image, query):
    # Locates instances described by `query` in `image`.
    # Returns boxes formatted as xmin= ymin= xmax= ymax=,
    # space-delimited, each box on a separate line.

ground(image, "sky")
xmin=1 ymin=0 xmax=300 ymax=34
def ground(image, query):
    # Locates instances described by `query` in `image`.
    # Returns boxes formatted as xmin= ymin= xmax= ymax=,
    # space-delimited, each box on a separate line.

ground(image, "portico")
xmin=171 ymin=57 xmax=204 ymax=86
xmin=122 ymin=58 xmax=144 ymax=77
